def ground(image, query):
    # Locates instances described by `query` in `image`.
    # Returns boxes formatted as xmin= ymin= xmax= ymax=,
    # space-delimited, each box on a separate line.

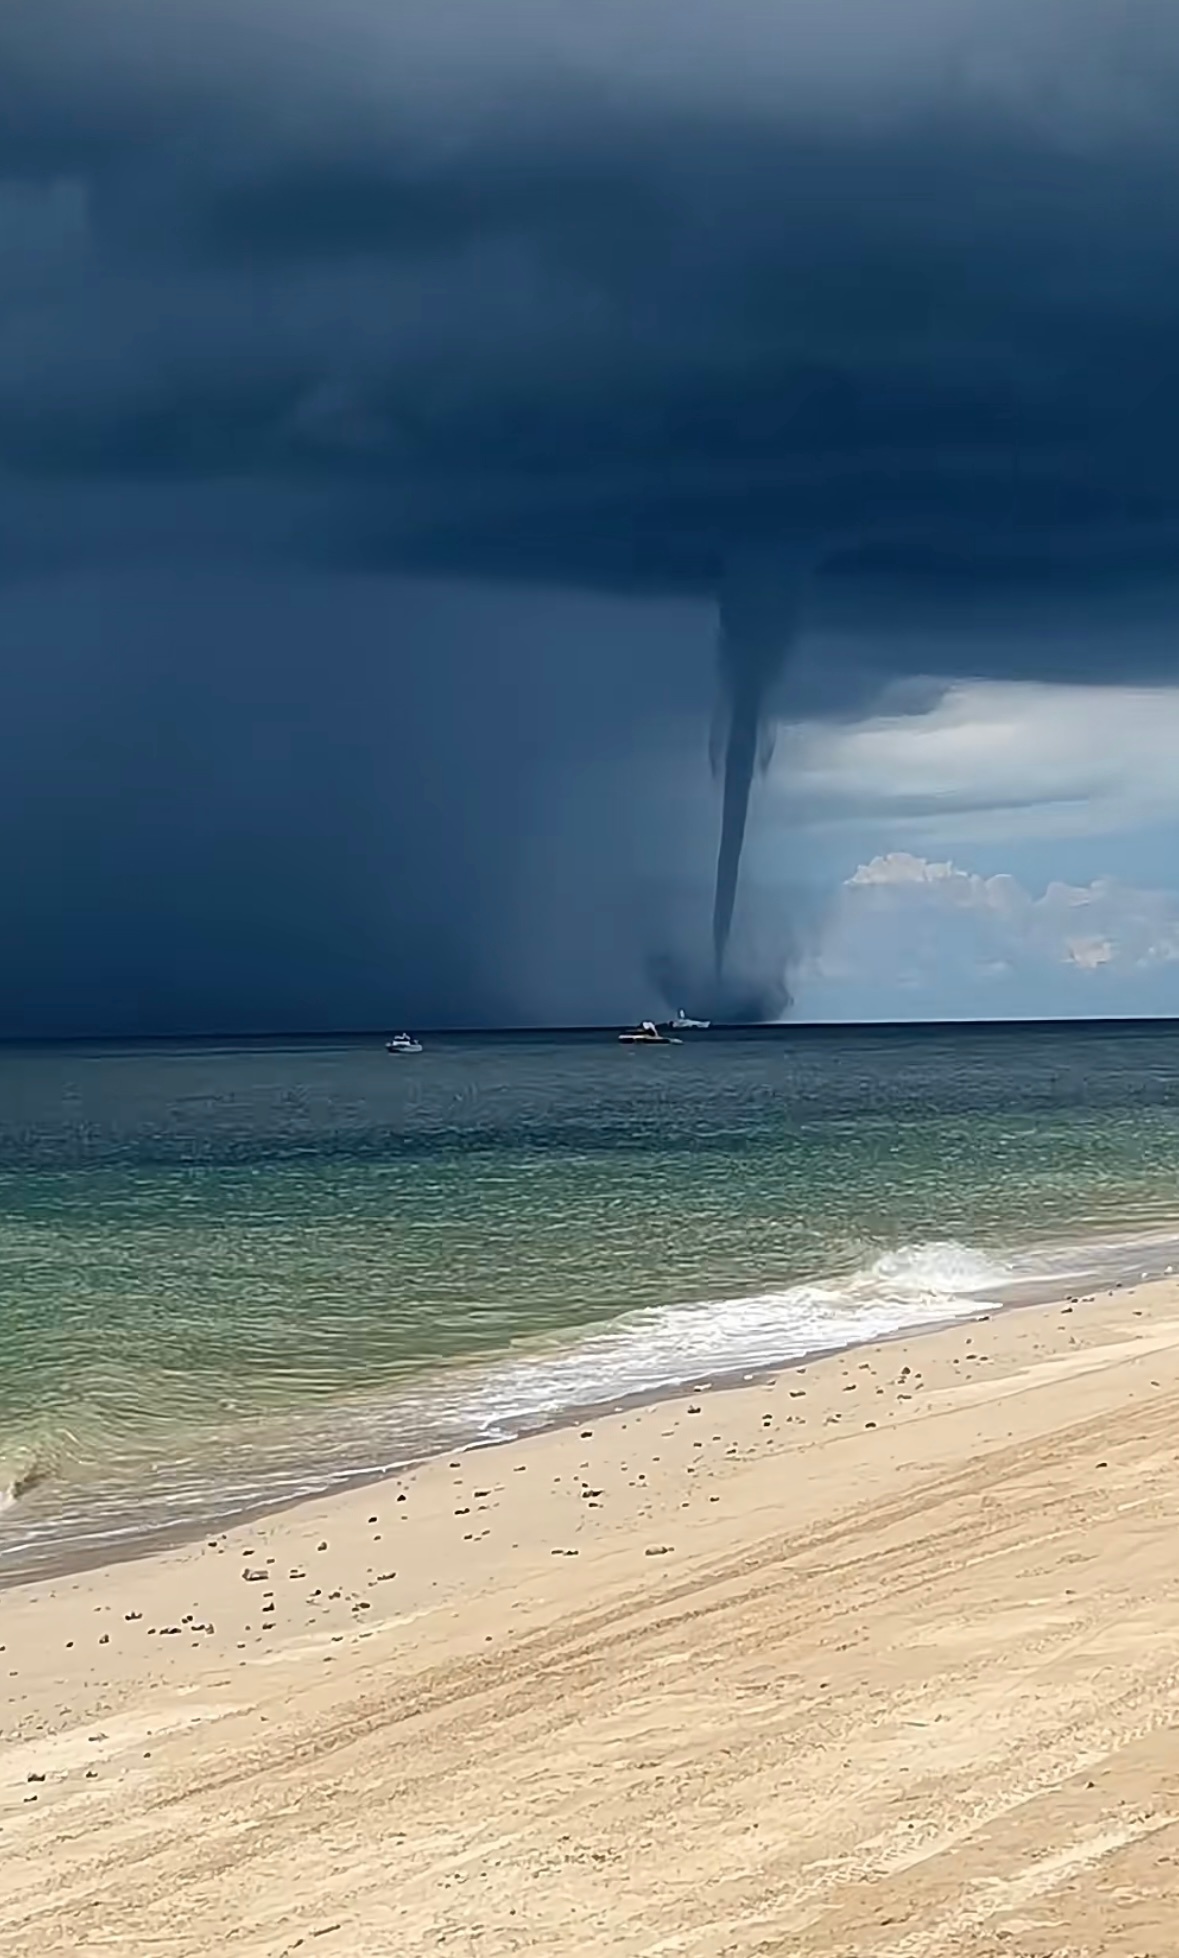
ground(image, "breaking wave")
xmin=3 ymin=1226 xmax=1176 ymax=1581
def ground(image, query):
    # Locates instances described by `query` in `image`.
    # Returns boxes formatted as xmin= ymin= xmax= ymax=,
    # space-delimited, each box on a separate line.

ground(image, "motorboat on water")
xmin=386 ymin=1032 xmax=423 ymax=1054
xmin=668 ymin=1008 xmax=711 ymax=1031
xmin=619 ymin=1020 xmax=680 ymax=1044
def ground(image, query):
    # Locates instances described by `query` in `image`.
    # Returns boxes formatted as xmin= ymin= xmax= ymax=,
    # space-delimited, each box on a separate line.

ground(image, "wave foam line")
xmin=451 ymin=1239 xmax=1011 ymax=1435
xmin=9 ymin=1228 xmax=1176 ymax=1576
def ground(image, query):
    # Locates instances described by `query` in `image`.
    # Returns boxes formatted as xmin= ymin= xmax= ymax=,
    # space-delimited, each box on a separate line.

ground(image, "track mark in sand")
xmin=903 ymin=1606 xmax=1078 ymax=1650
xmin=2 ymin=1703 xmax=243 ymax=1791
xmin=877 ymin=1813 xmax=1176 ymax=1958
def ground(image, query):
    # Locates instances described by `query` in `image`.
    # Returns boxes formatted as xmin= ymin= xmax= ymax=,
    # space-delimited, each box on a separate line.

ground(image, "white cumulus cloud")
xmin=798 ymin=850 xmax=1179 ymax=1016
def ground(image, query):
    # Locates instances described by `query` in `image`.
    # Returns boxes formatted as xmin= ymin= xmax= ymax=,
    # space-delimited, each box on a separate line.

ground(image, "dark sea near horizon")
xmin=4 ymin=1020 xmax=1179 ymax=1580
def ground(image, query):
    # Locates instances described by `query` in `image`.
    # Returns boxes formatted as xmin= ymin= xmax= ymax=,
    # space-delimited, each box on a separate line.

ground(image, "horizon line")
xmin=0 ymin=1013 xmax=1177 ymax=1050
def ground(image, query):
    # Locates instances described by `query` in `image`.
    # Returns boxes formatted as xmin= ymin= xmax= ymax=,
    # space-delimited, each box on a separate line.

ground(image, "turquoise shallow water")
xmin=4 ymin=1023 xmax=1179 ymax=1577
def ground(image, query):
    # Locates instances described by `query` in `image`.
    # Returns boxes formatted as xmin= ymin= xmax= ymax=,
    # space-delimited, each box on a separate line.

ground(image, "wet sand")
xmin=4 ymin=1277 xmax=1179 ymax=1954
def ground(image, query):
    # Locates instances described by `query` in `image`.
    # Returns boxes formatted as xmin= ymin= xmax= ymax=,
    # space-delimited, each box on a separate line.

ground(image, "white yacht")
xmin=386 ymin=1033 xmax=423 ymax=1054
xmin=669 ymin=1008 xmax=711 ymax=1031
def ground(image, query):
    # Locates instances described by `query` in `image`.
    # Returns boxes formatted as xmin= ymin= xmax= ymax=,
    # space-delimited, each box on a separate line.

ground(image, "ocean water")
xmin=4 ymin=1022 xmax=1179 ymax=1580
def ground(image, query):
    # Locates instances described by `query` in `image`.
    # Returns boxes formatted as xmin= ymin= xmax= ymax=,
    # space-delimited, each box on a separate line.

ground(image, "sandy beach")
xmin=4 ymin=1278 xmax=1179 ymax=1955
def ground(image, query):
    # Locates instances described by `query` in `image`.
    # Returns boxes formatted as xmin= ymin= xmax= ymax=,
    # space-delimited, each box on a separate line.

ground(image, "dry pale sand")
xmin=4 ymin=1278 xmax=1179 ymax=1955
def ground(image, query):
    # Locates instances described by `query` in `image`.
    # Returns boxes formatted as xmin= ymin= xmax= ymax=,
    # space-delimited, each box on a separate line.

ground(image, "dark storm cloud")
xmin=3 ymin=1 xmax=1179 ymax=1028
xmin=6 ymin=0 xmax=1179 ymax=620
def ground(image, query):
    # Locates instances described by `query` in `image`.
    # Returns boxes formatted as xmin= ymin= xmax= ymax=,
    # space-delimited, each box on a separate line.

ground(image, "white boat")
xmin=669 ymin=1008 xmax=710 ymax=1031
xmin=386 ymin=1033 xmax=423 ymax=1054
xmin=619 ymin=1020 xmax=680 ymax=1045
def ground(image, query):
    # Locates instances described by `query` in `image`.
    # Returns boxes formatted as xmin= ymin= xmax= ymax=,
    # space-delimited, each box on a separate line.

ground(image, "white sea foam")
xmin=6 ymin=1227 xmax=1179 ymax=1581
xmin=448 ymin=1238 xmax=1013 ymax=1436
